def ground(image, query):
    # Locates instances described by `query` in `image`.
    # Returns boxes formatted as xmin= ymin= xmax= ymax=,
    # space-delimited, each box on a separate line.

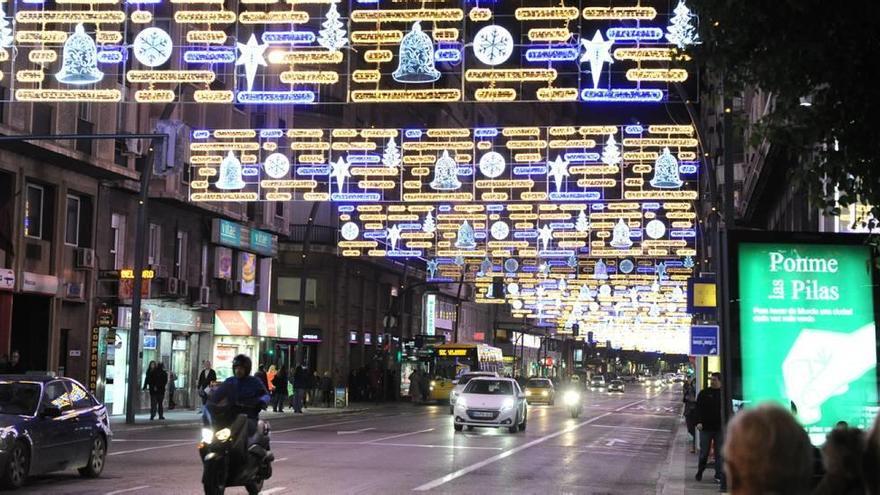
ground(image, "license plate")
xmin=471 ymin=411 xmax=493 ymax=418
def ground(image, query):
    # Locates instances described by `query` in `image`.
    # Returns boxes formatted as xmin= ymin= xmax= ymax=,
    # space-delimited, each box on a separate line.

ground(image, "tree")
xmin=666 ymin=0 xmax=700 ymax=49
xmin=691 ymin=1 xmax=880 ymax=227
xmin=601 ymin=134 xmax=622 ymax=166
xmin=0 ymin=2 xmax=12 ymax=49
xmin=317 ymin=1 xmax=347 ymax=51
xmin=383 ymin=137 xmax=401 ymax=168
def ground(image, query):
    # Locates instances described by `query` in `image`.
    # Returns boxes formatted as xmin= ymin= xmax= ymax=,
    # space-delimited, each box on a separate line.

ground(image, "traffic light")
xmin=395 ymin=350 xmax=402 ymax=363
xmin=572 ymin=323 xmax=580 ymax=337
xmin=587 ymin=331 xmax=594 ymax=344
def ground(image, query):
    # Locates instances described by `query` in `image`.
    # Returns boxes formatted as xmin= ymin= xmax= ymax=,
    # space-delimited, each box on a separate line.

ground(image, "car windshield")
xmin=526 ymin=379 xmax=552 ymax=388
xmin=0 ymin=382 xmax=41 ymax=416
xmin=458 ymin=374 xmax=489 ymax=385
xmin=592 ymin=377 xmax=604 ymax=382
xmin=611 ymin=380 xmax=623 ymax=386
xmin=464 ymin=379 xmax=513 ymax=395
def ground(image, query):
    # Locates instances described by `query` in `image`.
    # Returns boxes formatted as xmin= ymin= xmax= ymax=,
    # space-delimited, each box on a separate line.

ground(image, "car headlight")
xmin=450 ymin=391 xmax=458 ymax=404
xmin=201 ymin=428 xmax=214 ymax=444
xmin=500 ymin=398 xmax=515 ymax=412
xmin=456 ymin=397 xmax=467 ymax=409
xmin=525 ymin=390 xmax=532 ymax=396
xmin=541 ymin=391 xmax=548 ymax=397
xmin=214 ymin=428 xmax=232 ymax=442
xmin=563 ymin=391 xmax=580 ymax=405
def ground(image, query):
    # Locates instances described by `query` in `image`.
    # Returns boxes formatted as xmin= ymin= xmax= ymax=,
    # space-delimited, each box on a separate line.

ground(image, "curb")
xmin=109 ymin=407 xmax=373 ymax=433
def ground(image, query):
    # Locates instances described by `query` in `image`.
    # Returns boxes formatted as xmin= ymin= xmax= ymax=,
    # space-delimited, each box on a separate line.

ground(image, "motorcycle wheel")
xmin=202 ymin=460 xmax=227 ymax=495
xmin=246 ymin=479 xmax=264 ymax=495
xmin=570 ymin=409 xmax=581 ymax=419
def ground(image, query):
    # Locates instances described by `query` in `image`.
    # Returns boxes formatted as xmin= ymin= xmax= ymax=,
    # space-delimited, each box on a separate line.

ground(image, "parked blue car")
xmin=0 ymin=375 xmax=111 ymax=489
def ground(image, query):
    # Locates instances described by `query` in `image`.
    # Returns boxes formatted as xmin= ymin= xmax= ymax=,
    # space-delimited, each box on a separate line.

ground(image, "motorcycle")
xmin=199 ymin=403 xmax=274 ymax=495
xmin=563 ymin=389 xmax=583 ymax=418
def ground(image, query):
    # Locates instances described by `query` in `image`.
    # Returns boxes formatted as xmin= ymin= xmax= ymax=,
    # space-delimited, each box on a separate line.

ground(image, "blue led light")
xmin=399 ymin=223 xmax=421 ymax=230
xmin=259 ymin=129 xmax=283 ymax=138
xmin=236 ymin=91 xmax=315 ymax=104
xmin=363 ymin=231 xmax=386 ymax=239
xmin=549 ymin=222 xmax=574 ymax=230
xmin=330 ymin=193 xmax=381 ymax=201
xmin=241 ymin=167 xmax=260 ymax=176
xmin=338 ymin=205 xmax=355 ymax=212
xmin=474 ymin=128 xmax=499 ymax=138
xmin=185 ymin=50 xmax=235 ymax=65
xmin=513 ymin=165 xmax=548 ymax=175
xmin=642 ymin=202 xmax=661 ymax=210
xmin=486 ymin=205 xmax=504 ymax=211
xmin=591 ymin=204 xmax=606 ymax=210
xmin=21 ymin=0 xmax=44 ymax=3
xmin=347 ymin=154 xmax=380 ymax=164
xmin=581 ymin=89 xmax=664 ymax=102
xmin=192 ymin=130 xmax=210 ymax=139
xmin=435 ymin=48 xmax=461 ymax=63
xmin=524 ymin=47 xmax=579 ymax=62
xmin=261 ymin=31 xmax=316 ymax=45
xmin=456 ymin=166 xmax=473 ymax=176
xmin=562 ymin=153 xmax=600 ymax=162
xmin=670 ymin=230 xmax=697 ymax=238
xmin=514 ymin=231 xmax=539 ymax=239
xmin=97 ymin=49 xmax=125 ymax=64
xmin=624 ymin=125 xmax=644 ymax=134
xmin=606 ymin=27 xmax=664 ymax=42
xmin=387 ymin=250 xmax=421 ymax=257
xmin=549 ymin=192 xmax=601 ymax=201
xmin=404 ymin=129 xmax=423 ymax=139
xmin=679 ymin=164 xmax=698 ymax=174
xmin=356 ymin=0 xmax=379 ymax=4
xmin=438 ymin=205 xmax=452 ymax=212
xmin=125 ymin=0 xmax=160 ymax=4
xmin=296 ymin=166 xmax=330 ymax=175
xmin=538 ymin=250 xmax=575 ymax=258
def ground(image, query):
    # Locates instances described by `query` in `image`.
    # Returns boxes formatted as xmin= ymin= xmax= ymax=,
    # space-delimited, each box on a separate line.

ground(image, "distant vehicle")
xmin=664 ymin=373 xmax=677 ymax=384
xmin=608 ymin=380 xmax=625 ymax=393
xmin=0 ymin=375 xmax=111 ymax=489
xmin=589 ymin=376 xmax=606 ymax=391
xmin=644 ymin=376 xmax=664 ymax=388
xmin=524 ymin=378 xmax=556 ymax=405
xmin=449 ymin=371 xmax=498 ymax=414
xmin=452 ymin=378 xmax=527 ymax=434
xmin=620 ymin=375 xmax=637 ymax=383
xmin=673 ymin=374 xmax=686 ymax=383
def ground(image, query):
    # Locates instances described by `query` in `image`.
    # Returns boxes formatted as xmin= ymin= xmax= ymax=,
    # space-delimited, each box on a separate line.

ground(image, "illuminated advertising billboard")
xmin=732 ymin=234 xmax=879 ymax=443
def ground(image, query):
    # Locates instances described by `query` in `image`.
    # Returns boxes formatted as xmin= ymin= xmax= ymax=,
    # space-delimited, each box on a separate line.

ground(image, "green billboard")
xmin=738 ymin=242 xmax=878 ymax=442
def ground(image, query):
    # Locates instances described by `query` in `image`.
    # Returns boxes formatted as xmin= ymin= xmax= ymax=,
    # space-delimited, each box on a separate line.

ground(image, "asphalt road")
xmin=16 ymin=383 xmax=686 ymax=494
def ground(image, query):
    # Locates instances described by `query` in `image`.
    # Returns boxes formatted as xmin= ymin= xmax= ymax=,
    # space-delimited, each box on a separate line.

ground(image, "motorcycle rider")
xmin=204 ymin=354 xmax=271 ymax=450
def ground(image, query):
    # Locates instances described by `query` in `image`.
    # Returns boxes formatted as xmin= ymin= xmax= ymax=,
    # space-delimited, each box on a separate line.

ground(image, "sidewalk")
xmin=109 ymin=404 xmax=374 ymax=433
xmin=657 ymin=416 xmax=727 ymax=494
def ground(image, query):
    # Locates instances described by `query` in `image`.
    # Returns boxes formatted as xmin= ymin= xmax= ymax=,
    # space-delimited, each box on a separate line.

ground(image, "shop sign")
xmin=424 ymin=294 xmax=436 ymax=336
xmin=239 ymin=252 xmax=257 ymax=295
xmin=143 ymin=332 xmax=157 ymax=350
xmin=96 ymin=306 xmax=114 ymax=327
xmin=364 ymin=333 xmax=372 ymax=345
xmin=88 ymin=326 xmax=100 ymax=393
xmin=216 ymin=219 xmax=242 ymax=248
xmin=0 ymin=268 xmax=14 ymax=291
xmin=473 ymin=331 xmax=485 ymax=341
xmin=257 ymin=312 xmax=299 ymax=339
xmin=118 ymin=278 xmax=150 ymax=300
xmin=21 ymin=271 xmax=58 ymax=295
xmin=250 ymin=229 xmax=274 ymax=257
xmin=214 ymin=310 xmax=254 ymax=336
xmin=120 ymin=269 xmax=155 ymax=279
xmin=301 ymin=333 xmax=322 ymax=343
xmin=212 ymin=219 xmax=278 ymax=257
xmin=438 ymin=348 xmax=468 ymax=357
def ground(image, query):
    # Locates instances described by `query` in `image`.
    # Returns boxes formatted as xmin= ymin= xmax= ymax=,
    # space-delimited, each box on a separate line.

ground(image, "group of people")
xmin=254 ymin=364 xmax=334 ymax=412
xmin=142 ymin=360 xmax=178 ymax=420
xmin=0 ymin=350 xmax=25 ymax=374
xmin=683 ymin=372 xmax=880 ymax=495
xmin=348 ymin=365 xmax=396 ymax=403
xmin=407 ymin=367 xmax=431 ymax=403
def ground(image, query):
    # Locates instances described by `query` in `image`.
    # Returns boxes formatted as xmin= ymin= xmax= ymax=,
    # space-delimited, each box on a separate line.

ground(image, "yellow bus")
xmin=428 ymin=343 xmax=504 ymax=401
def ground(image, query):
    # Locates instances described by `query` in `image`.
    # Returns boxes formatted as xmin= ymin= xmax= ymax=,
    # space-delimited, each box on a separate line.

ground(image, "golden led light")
xmin=172 ymin=0 xmax=224 ymax=3
xmin=350 ymin=89 xmax=461 ymax=102
xmin=350 ymin=8 xmax=464 ymax=23
xmin=351 ymin=168 xmax=398 ymax=176
xmin=135 ymin=90 xmax=176 ymax=103
xmin=243 ymin=0 xmax=279 ymax=3
xmin=280 ymin=71 xmax=339 ymax=84
xmin=191 ymin=192 xmax=259 ymax=201
xmin=576 ymin=179 xmax=617 ymax=188
xmin=626 ymin=68 xmax=688 ymax=82
xmin=527 ymin=28 xmax=571 ymax=42
xmin=268 ymin=50 xmax=343 ymax=64
xmin=352 ymin=70 xmax=380 ymax=83
xmin=241 ymin=155 xmax=258 ymax=164
xmin=298 ymin=154 xmax=326 ymax=163
xmin=624 ymin=151 xmax=659 ymax=161
xmin=403 ymin=193 xmax=473 ymax=202
xmin=331 ymin=128 xmax=356 ymax=137
xmin=290 ymin=142 xmax=330 ymax=150
xmin=15 ymin=11 xmax=125 ymax=23
xmin=361 ymin=129 xmax=398 ymax=138
xmin=537 ymin=88 xmax=579 ymax=101
xmin=191 ymin=142 xmax=260 ymax=151
xmin=503 ymin=127 xmax=540 ymax=137
xmin=583 ymin=7 xmax=657 ymax=19
xmin=625 ymin=191 xmax=699 ymax=200
xmin=16 ymin=70 xmax=44 ymax=83
xmin=402 ymin=141 xmax=472 ymax=151
xmin=515 ymin=7 xmax=580 ymax=20
xmin=364 ymin=49 xmax=393 ymax=63
xmin=28 ymin=50 xmax=56 ymax=64
xmin=127 ymin=70 xmax=215 ymax=84
xmin=474 ymin=88 xmax=517 ymax=101
xmin=240 ymin=11 xmax=309 ymax=23
xmin=613 ymin=48 xmax=675 ymax=62
xmin=578 ymin=126 xmax=618 ymax=135
xmin=214 ymin=130 xmax=256 ymax=138
xmin=16 ymin=31 xmax=67 ymax=43
xmin=350 ymin=30 xmax=403 ymax=44
xmin=632 ymin=164 xmax=652 ymax=173
xmin=514 ymin=153 xmax=542 ymax=162
xmin=338 ymin=240 xmax=379 ymax=248
xmin=260 ymin=180 xmax=318 ymax=188
xmin=197 ymin=168 xmax=217 ymax=177
xmin=622 ymin=138 xmax=699 ymax=147
xmin=130 ymin=10 xmax=153 ymax=23
xmin=624 ymin=178 xmax=644 ymax=186
xmin=549 ymin=127 xmax=576 ymax=136
xmin=433 ymin=28 xmax=459 ymax=41
xmin=332 ymin=141 xmax=378 ymax=151
xmin=521 ymin=192 xmax=548 ymax=201
xmin=187 ymin=31 xmax=227 ymax=43
xmin=649 ymin=125 xmax=695 ymax=135
xmin=303 ymin=192 xmax=331 ymax=201
xmin=402 ymin=157 xmax=434 ymax=166
xmin=549 ymin=139 xmax=596 ymax=149
xmin=190 ymin=180 xmax=209 ymax=189
xmin=191 ymin=156 xmax=222 ymax=164
xmin=505 ymin=140 xmax=547 ymax=149
xmin=15 ymin=89 xmax=122 ymax=102
xmin=194 ymin=90 xmax=234 ymax=103
xmin=287 ymin=129 xmax=324 ymax=138
xmin=174 ymin=11 xmax=237 ymax=23
xmin=469 ymin=7 xmax=492 ymax=21
xmin=266 ymin=192 xmax=293 ymax=200
xmin=96 ymin=31 xmax=123 ymax=43
xmin=679 ymin=151 xmax=697 ymax=160
xmin=465 ymin=69 xmax=557 ymax=82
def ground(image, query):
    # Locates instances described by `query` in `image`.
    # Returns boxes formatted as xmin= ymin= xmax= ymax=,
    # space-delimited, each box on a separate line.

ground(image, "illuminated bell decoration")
xmin=609 ymin=218 xmax=634 ymax=248
xmin=56 ymin=24 xmax=104 ymax=85
xmin=430 ymin=150 xmax=462 ymax=190
xmin=594 ymin=259 xmax=608 ymax=280
xmin=392 ymin=22 xmax=441 ymax=83
xmin=215 ymin=151 xmax=246 ymax=190
xmin=480 ymin=256 xmax=493 ymax=275
xmin=650 ymin=148 xmax=684 ymax=188
xmin=455 ymin=220 xmax=477 ymax=249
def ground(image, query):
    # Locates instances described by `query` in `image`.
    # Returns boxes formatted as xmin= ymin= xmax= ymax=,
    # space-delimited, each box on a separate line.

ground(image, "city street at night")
xmin=12 ymin=384 xmax=703 ymax=495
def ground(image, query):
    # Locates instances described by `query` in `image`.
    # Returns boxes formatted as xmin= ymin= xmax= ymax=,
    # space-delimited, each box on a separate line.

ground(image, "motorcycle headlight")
xmin=215 ymin=428 xmax=232 ymax=442
xmin=500 ymin=398 xmax=515 ymax=412
xmin=201 ymin=428 xmax=214 ymax=444
xmin=563 ymin=391 xmax=580 ymax=405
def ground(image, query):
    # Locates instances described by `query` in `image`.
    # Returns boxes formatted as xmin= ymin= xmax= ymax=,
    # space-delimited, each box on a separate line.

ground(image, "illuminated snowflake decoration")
xmin=473 ymin=25 xmax=513 ymax=66
xmin=340 ymin=222 xmax=359 ymax=241
xmin=133 ymin=27 xmax=173 ymax=67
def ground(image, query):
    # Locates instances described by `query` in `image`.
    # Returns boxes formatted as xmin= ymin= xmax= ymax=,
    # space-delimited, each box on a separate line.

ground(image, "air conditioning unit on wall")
xmin=166 ymin=277 xmax=179 ymax=295
xmin=75 ymin=248 xmax=95 ymax=269
xmin=199 ymin=286 xmax=211 ymax=306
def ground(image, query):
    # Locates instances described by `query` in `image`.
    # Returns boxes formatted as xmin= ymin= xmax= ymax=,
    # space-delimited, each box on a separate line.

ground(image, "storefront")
xmin=212 ymin=309 xmax=299 ymax=380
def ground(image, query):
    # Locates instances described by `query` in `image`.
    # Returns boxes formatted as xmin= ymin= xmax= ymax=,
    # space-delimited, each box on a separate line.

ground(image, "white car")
xmin=449 ymin=371 xmax=498 ymax=414
xmin=452 ymin=377 xmax=527 ymax=433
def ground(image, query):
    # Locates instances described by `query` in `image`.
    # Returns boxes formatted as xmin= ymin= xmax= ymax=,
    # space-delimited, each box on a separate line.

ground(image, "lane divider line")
xmin=108 ymin=442 xmax=191 ymax=456
xmin=259 ymin=487 xmax=288 ymax=495
xmin=105 ymin=486 xmax=150 ymax=495
xmin=364 ymin=428 xmax=434 ymax=444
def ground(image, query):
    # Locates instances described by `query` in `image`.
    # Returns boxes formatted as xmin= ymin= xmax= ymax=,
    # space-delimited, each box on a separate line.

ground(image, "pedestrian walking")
xmin=255 ymin=364 xmax=269 ymax=392
xmin=683 ymin=377 xmax=697 ymax=453
xmin=723 ymin=403 xmax=812 ymax=495
xmin=167 ymin=369 xmax=177 ymax=409
xmin=291 ymin=365 xmax=307 ymax=413
xmin=408 ymin=368 xmax=422 ymax=404
xmin=272 ymin=366 xmax=289 ymax=412
xmin=694 ymin=372 xmax=725 ymax=487
xmin=267 ymin=365 xmax=277 ymax=397
xmin=197 ymin=360 xmax=216 ymax=412
xmin=321 ymin=371 xmax=333 ymax=407
xmin=813 ymin=426 xmax=866 ymax=495
xmin=143 ymin=361 xmax=167 ymax=420
xmin=311 ymin=370 xmax=320 ymax=407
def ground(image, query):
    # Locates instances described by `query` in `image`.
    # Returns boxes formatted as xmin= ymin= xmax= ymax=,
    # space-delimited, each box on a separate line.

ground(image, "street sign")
xmin=690 ymin=325 xmax=719 ymax=356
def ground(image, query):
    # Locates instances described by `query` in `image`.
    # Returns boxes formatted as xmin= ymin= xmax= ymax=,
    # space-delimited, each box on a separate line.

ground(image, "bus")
xmin=428 ymin=344 xmax=504 ymax=401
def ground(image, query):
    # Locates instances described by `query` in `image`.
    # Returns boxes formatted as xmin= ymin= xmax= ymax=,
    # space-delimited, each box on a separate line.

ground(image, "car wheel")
xmin=549 ymin=399 xmax=555 ymax=406
xmin=518 ymin=411 xmax=527 ymax=431
xmin=78 ymin=435 xmax=107 ymax=478
xmin=1 ymin=441 xmax=29 ymax=489
xmin=245 ymin=479 xmax=264 ymax=495
xmin=454 ymin=424 xmax=463 ymax=432
xmin=508 ymin=413 xmax=520 ymax=433
xmin=466 ymin=425 xmax=474 ymax=431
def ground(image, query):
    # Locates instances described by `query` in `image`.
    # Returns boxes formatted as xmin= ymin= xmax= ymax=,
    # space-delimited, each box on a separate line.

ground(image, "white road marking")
xmin=412 ymin=397 xmax=652 ymax=492
xmin=365 ymin=428 xmax=434 ymax=443
xmin=270 ymin=440 xmax=501 ymax=450
xmin=273 ymin=415 xmax=389 ymax=433
xmin=105 ymin=486 xmax=150 ymax=495
xmin=108 ymin=442 xmax=191 ymax=456
xmin=337 ymin=427 xmax=376 ymax=435
xmin=276 ymin=457 xmax=288 ymax=462
xmin=587 ymin=424 xmax=673 ymax=433
xmin=259 ymin=487 xmax=288 ymax=495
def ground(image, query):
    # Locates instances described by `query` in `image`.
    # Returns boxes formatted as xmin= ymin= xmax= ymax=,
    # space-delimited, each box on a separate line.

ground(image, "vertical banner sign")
xmin=89 ymin=326 xmax=100 ymax=393
xmin=239 ymin=252 xmax=257 ymax=295
xmin=738 ymin=242 xmax=878 ymax=440
xmin=424 ymin=293 xmax=437 ymax=336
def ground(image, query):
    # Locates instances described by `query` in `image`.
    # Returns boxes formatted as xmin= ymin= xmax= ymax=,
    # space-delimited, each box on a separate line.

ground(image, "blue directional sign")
xmin=690 ymin=325 xmax=719 ymax=356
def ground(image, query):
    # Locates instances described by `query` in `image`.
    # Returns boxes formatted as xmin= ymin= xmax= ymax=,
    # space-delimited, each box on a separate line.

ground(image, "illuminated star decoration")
xmin=580 ymin=30 xmax=614 ymax=89
xmin=330 ymin=157 xmax=351 ymax=192
xmin=537 ymin=224 xmax=554 ymax=251
xmin=547 ymin=155 xmax=570 ymax=192
xmin=236 ymin=34 xmax=268 ymax=91
xmin=426 ymin=259 xmax=439 ymax=279
xmin=386 ymin=224 xmax=402 ymax=251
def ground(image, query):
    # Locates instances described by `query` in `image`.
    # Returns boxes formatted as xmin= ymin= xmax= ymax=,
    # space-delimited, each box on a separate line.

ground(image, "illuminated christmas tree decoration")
xmin=683 ymin=256 xmax=695 ymax=269
xmin=472 ymin=25 xmax=513 ymax=66
xmin=382 ymin=137 xmax=402 ymax=168
xmin=393 ymin=22 xmax=441 ymax=83
xmin=666 ymin=0 xmax=700 ymax=49
xmin=133 ymin=27 xmax=173 ymax=67
xmin=650 ymin=148 xmax=683 ymax=188
xmin=430 ymin=150 xmax=462 ymax=190
xmin=580 ymin=30 xmax=614 ymax=89
xmin=422 ymin=211 xmax=436 ymax=234
xmin=236 ymin=33 xmax=267 ymax=91
xmin=317 ymin=1 xmax=348 ymax=50
xmin=601 ymin=134 xmax=622 ymax=166
xmin=575 ymin=210 xmax=590 ymax=232
xmin=216 ymin=152 xmax=247 ymax=190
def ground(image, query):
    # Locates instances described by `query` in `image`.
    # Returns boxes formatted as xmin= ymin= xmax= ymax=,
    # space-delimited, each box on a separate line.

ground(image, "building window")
xmin=24 ymin=184 xmax=44 ymax=239
xmin=32 ymin=104 xmax=54 ymax=135
xmin=148 ymin=223 xmax=161 ymax=266
xmin=175 ymin=230 xmax=188 ymax=279
xmin=277 ymin=277 xmax=317 ymax=304
xmin=111 ymin=213 xmax=126 ymax=270
xmin=65 ymin=195 xmax=81 ymax=246
xmin=275 ymin=201 xmax=284 ymax=218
